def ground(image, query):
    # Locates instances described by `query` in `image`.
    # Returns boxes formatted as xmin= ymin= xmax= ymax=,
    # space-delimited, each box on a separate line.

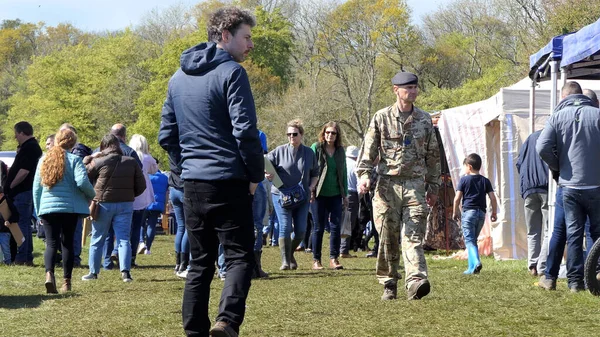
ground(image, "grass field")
xmin=1 ymin=234 xmax=599 ymax=337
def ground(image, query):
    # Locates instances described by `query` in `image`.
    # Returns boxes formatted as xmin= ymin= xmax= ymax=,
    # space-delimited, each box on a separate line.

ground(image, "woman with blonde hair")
xmin=128 ymin=134 xmax=156 ymax=262
xmin=310 ymin=121 xmax=348 ymax=270
xmin=33 ymin=129 xmax=96 ymax=293
xmin=266 ymin=119 xmax=319 ymax=270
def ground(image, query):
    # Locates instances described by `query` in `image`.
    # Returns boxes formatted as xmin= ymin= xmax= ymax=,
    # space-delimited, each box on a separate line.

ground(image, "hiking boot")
xmin=330 ymin=258 xmax=343 ymax=270
xmin=407 ymin=279 xmax=431 ymax=300
xmin=60 ymin=278 xmax=71 ymax=293
xmin=45 ymin=271 xmax=58 ymax=294
xmin=81 ymin=273 xmax=98 ymax=281
xmin=381 ymin=280 xmax=397 ymax=300
xmin=121 ymin=271 xmax=133 ymax=283
xmin=209 ymin=321 xmax=238 ymax=337
xmin=312 ymin=260 xmax=324 ymax=270
xmin=538 ymin=275 xmax=556 ymax=290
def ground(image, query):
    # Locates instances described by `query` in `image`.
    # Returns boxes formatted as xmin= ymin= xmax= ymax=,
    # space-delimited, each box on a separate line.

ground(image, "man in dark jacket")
xmin=5 ymin=121 xmax=43 ymax=265
xmin=158 ymin=7 xmax=264 ymax=337
xmin=537 ymin=81 xmax=600 ymax=292
xmin=516 ymin=130 xmax=549 ymax=277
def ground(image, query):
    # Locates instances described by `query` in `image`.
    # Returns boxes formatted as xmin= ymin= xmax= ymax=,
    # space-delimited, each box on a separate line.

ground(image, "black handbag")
xmin=278 ymin=183 xmax=307 ymax=209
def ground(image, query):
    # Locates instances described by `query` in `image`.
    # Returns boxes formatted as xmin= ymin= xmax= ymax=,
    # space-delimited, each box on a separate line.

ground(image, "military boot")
xmin=381 ymin=280 xmax=397 ymax=300
xmin=407 ymin=279 xmax=431 ymax=300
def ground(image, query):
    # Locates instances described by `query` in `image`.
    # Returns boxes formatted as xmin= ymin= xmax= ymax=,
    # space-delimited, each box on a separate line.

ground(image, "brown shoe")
xmin=329 ymin=258 xmax=344 ymax=270
xmin=407 ymin=279 xmax=431 ymax=300
xmin=340 ymin=253 xmax=357 ymax=258
xmin=209 ymin=321 xmax=238 ymax=337
xmin=312 ymin=260 xmax=324 ymax=270
xmin=60 ymin=278 xmax=72 ymax=293
xmin=45 ymin=271 xmax=58 ymax=294
xmin=529 ymin=267 xmax=538 ymax=277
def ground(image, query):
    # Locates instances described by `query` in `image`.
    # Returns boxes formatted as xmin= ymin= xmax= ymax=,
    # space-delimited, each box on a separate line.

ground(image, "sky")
xmin=1 ymin=0 xmax=445 ymax=31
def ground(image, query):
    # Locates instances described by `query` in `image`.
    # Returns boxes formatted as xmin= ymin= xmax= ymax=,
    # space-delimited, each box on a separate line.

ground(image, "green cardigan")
xmin=311 ymin=142 xmax=348 ymax=197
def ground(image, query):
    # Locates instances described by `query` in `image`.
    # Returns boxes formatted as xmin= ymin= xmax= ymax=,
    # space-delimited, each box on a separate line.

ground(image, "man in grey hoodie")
xmin=536 ymin=81 xmax=600 ymax=292
xmin=158 ymin=6 xmax=264 ymax=337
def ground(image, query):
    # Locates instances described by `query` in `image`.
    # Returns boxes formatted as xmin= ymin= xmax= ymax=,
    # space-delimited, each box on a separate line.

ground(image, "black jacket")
xmin=158 ymin=42 xmax=264 ymax=183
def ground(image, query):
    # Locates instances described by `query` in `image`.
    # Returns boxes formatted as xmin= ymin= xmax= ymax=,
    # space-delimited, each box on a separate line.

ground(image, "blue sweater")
xmin=158 ymin=42 xmax=264 ymax=183
xmin=147 ymin=171 xmax=168 ymax=212
xmin=33 ymin=151 xmax=96 ymax=216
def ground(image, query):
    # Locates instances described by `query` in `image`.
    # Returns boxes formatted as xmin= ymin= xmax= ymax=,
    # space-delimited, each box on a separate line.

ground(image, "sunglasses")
xmin=325 ymin=131 xmax=337 ymax=135
xmin=287 ymin=133 xmax=299 ymax=137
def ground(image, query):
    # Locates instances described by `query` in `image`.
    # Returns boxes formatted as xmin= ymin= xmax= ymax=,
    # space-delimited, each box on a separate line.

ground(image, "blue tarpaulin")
xmin=529 ymin=35 xmax=566 ymax=69
xmin=561 ymin=18 xmax=600 ymax=68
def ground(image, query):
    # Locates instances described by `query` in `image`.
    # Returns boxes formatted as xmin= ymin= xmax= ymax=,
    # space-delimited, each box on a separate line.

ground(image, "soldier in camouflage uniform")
xmin=357 ymin=71 xmax=441 ymax=300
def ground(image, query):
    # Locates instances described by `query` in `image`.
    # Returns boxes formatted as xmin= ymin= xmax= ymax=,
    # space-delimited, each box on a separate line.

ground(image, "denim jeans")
xmin=313 ymin=195 xmax=343 ymax=261
xmin=88 ymin=202 xmax=134 ymax=275
xmin=252 ymin=183 xmax=267 ymax=252
xmin=130 ymin=210 xmax=145 ymax=261
xmin=263 ymin=212 xmax=279 ymax=245
xmin=272 ymin=194 xmax=309 ymax=242
xmin=461 ymin=209 xmax=486 ymax=247
xmin=140 ymin=210 xmax=161 ymax=251
xmin=0 ymin=232 xmax=11 ymax=264
xmin=562 ymin=187 xmax=600 ymax=288
xmin=217 ymin=244 xmax=226 ymax=277
xmin=182 ymin=180 xmax=255 ymax=336
xmin=13 ymin=191 xmax=34 ymax=263
xmin=171 ymin=187 xmax=189 ymax=254
xmin=73 ymin=216 xmax=83 ymax=265
xmin=545 ymin=187 xmax=567 ymax=281
xmin=103 ymin=225 xmax=115 ymax=269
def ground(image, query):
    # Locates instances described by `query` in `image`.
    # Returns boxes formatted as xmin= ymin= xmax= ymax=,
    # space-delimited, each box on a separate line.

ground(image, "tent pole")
xmin=550 ymin=60 xmax=559 ymax=111
xmin=560 ymin=67 xmax=568 ymax=88
xmin=529 ymin=79 xmax=536 ymax=134
xmin=547 ymin=60 xmax=561 ymax=248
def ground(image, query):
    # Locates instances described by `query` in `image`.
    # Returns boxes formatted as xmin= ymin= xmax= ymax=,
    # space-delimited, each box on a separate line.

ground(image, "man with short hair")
xmin=5 ymin=121 xmax=43 ymax=265
xmin=159 ymin=6 xmax=264 ymax=337
xmin=340 ymin=145 xmax=360 ymax=258
xmin=537 ymin=81 xmax=600 ymax=292
xmin=45 ymin=135 xmax=55 ymax=151
xmin=583 ymin=89 xmax=599 ymax=108
xmin=357 ymin=72 xmax=440 ymax=300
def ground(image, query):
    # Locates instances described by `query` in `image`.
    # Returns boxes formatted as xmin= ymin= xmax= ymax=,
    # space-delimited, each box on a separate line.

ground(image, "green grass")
xmin=1 ymin=235 xmax=598 ymax=336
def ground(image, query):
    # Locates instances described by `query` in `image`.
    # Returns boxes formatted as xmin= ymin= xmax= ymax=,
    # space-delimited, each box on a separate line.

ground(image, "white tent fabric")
xmin=437 ymin=78 xmax=600 ymax=260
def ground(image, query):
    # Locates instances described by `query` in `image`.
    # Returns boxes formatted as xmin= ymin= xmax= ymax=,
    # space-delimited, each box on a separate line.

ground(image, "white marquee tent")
xmin=437 ymin=78 xmax=600 ymax=260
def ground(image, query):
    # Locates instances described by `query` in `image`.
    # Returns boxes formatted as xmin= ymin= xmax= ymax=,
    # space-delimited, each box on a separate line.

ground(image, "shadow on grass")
xmin=0 ymin=293 xmax=80 ymax=309
xmin=134 ymin=264 xmax=173 ymax=270
xmin=263 ymin=270 xmax=372 ymax=280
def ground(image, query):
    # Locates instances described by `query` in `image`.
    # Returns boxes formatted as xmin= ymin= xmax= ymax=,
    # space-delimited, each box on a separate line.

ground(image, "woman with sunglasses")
xmin=266 ymin=119 xmax=319 ymax=270
xmin=310 ymin=122 xmax=348 ymax=270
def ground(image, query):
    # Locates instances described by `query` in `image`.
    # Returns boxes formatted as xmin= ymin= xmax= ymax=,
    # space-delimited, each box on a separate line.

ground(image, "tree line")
xmin=1 ymin=0 xmax=598 ymax=168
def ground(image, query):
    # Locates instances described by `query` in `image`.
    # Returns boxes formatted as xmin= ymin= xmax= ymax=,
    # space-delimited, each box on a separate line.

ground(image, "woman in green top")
xmin=311 ymin=122 xmax=348 ymax=270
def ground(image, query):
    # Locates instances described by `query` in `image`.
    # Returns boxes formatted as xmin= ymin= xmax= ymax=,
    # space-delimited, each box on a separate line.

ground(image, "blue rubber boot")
xmin=466 ymin=244 xmax=482 ymax=274
xmin=463 ymin=242 xmax=475 ymax=274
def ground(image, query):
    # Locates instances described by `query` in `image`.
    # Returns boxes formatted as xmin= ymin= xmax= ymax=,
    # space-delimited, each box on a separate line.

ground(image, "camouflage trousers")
xmin=373 ymin=176 xmax=428 ymax=288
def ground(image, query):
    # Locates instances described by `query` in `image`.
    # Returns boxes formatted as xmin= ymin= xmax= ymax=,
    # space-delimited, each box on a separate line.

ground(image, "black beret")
xmin=392 ymin=72 xmax=418 ymax=86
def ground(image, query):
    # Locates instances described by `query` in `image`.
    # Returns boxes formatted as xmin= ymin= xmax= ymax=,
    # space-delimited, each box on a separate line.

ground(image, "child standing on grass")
xmin=453 ymin=153 xmax=497 ymax=274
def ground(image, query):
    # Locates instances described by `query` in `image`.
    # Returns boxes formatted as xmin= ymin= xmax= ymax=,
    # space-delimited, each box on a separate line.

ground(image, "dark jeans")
xmin=130 ymin=210 xmax=145 ymax=261
xmin=182 ymin=180 xmax=255 ymax=336
xmin=545 ymin=187 xmax=566 ymax=281
xmin=13 ymin=191 xmax=34 ymax=263
xmin=40 ymin=213 xmax=78 ymax=279
xmin=562 ymin=187 xmax=600 ymax=288
xmin=312 ymin=195 xmax=343 ymax=261
xmin=341 ymin=191 xmax=360 ymax=254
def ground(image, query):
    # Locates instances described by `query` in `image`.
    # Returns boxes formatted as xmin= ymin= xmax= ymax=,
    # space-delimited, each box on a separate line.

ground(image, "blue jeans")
xmin=0 ymin=232 xmax=11 ymax=264
xmin=545 ymin=187 xmax=567 ymax=281
xmin=252 ymin=183 xmax=267 ymax=252
xmin=562 ymin=187 xmax=600 ymax=287
xmin=313 ymin=195 xmax=343 ymax=261
xmin=73 ymin=216 xmax=83 ymax=265
xmin=130 ymin=210 xmax=145 ymax=261
xmin=88 ymin=202 xmax=134 ymax=274
xmin=171 ymin=187 xmax=189 ymax=254
xmin=263 ymin=212 xmax=279 ymax=245
xmin=140 ymin=210 xmax=161 ymax=251
xmin=461 ymin=209 xmax=486 ymax=247
xmin=103 ymin=225 xmax=116 ymax=269
xmin=272 ymin=194 xmax=309 ymax=242
xmin=13 ymin=191 xmax=34 ymax=263
xmin=218 ymin=244 xmax=226 ymax=277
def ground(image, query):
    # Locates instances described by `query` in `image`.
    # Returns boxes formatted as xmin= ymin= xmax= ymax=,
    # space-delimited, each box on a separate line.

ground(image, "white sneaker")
xmin=137 ymin=243 xmax=146 ymax=255
xmin=176 ymin=270 xmax=188 ymax=279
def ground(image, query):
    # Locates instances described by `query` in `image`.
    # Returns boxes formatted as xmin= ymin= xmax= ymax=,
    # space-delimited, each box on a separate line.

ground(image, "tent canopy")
xmin=560 ymin=18 xmax=600 ymax=79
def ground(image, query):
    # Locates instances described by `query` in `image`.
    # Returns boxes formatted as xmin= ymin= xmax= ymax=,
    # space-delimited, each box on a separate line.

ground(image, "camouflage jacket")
xmin=356 ymin=103 xmax=441 ymax=194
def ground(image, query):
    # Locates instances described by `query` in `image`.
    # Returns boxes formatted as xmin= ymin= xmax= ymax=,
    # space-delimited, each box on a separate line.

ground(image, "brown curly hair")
xmin=207 ymin=7 xmax=256 ymax=43
xmin=317 ymin=121 xmax=343 ymax=148
xmin=41 ymin=129 xmax=77 ymax=188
